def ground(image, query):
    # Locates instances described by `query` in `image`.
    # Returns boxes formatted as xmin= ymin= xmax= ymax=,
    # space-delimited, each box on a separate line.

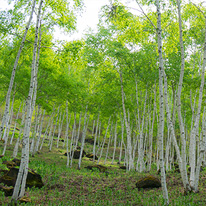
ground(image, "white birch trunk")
xmin=49 ymin=106 xmax=60 ymax=151
xmin=156 ymin=0 xmax=169 ymax=202
xmin=68 ymin=118 xmax=76 ymax=167
xmin=191 ymin=14 xmax=206 ymax=190
xmin=119 ymin=71 xmax=133 ymax=170
xmin=190 ymin=48 xmax=206 ymax=189
xmin=74 ymin=112 xmax=81 ymax=149
xmin=111 ymin=121 xmax=117 ymax=164
xmin=10 ymin=101 xmax=23 ymax=145
xmin=2 ymin=91 xmax=15 ymax=155
xmin=97 ymin=117 xmax=111 ymax=164
xmin=78 ymin=108 xmax=89 ymax=170
xmin=30 ymin=107 xmax=39 ymax=155
xmin=174 ymin=0 xmax=192 ymax=193
xmin=34 ymin=109 xmax=45 ymax=154
xmin=93 ymin=113 xmax=99 ymax=162
xmin=136 ymin=90 xmax=147 ymax=172
xmin=0 ymin=0 xmax=36 ymax=141
xmin=13 ymin=104 xmax=26 ymax=158
xmin=148 ymin=86 xmax=156 ymax=170
xmin=163 ymin=71 xmax=191 ymax=191
xmin=104 ymin=121 xmax=113 ymax=164
xmin=92 ymin=119 xmax=95 ymax=137
xmin=40 ymin=112 xmax=53 ymax=150
xmin=57 ymin=111 xmax=65 ymax=148
xmin=119 ymin=117 xmax=124 ymax=164
xmin=97 ymin=121 xmax=101 ymax=147
xmin=11 ymin=0 xmax=43 ymax=201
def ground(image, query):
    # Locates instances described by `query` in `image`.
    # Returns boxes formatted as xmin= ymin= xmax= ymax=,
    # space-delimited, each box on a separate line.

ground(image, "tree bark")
xmin=0 ymin=0 xmax=36 ymax=141
xmin=11 ymin=0 xmax=43 ymax=201
xmin=156 ymin=0 xmax=169 ymax=203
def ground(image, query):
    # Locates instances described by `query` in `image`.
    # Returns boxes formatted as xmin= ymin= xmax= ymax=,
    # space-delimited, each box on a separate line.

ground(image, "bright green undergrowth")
xmin=0 ymin=139 xmax=206 ymax=206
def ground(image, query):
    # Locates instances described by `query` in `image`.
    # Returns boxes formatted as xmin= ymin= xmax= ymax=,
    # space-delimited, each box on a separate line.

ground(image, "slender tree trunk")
xmin=97 ymin=117 xmax=111 ymax=164
xmin=65 ymin=102 xmax=71 ymax=164
xmin=13 ymin=104 xmax=26 ymax=158
xmin=119 ymin=71 xmax=133 ymax=170
xmin=2 ymin=91 xmax=15 ymax=155
xmin=40 ymin=112 xmax=54 ymax=150
xmin=49 ymin=106 xmax=60 ymax=151
xmin=0 ymin=0 xmax=36 ymax=141
xmin=92 ymin=119 xmax=95 ymax=137
xmin=136 ymin=90 xmax=147 ymax=172
xmin=156 ymin=0 xmax=169 ymax=203
xmin=93 ymin=113 xmax=99 ymax=162
xmin=176 ymin=0 xmax=191 ymax=193
xmin=68 ymin=117 xmax=76 ymax=167
xmin=34 ymin=109 xmax=45 ymax=154
xmin=74 ymin=112 xmax=82 ymax=149
xmin=78 ymin=107 xmax=89 ymax=170
xmin=104 ymin=121 xmax=113 ymax=164
xmin=119 ymin=117 xmax=124 ymax=164
xmin=111 ymin=121 xmax=117 ymax=164
xmin=148 ymin=86 xmax=156 ymax=170
xmin=191 ymin=12 xmax=206 ymax=190
xmin=11 ymin=0 xmax=43 ymax=202
xmin=30 ymin=107 xmax=39 ymax=156
xmin=10 ymin=101 xmax=23 ymax=145
xmin=57 ymin=111 xmax=65 ymax=148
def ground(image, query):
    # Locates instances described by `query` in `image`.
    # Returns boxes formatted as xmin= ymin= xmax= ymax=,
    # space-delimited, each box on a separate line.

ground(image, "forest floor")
xmin=0 ymin=137 xmax=206 ymax=206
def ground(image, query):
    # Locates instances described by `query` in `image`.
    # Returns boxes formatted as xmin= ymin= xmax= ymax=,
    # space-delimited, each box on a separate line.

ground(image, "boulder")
xmin=86 ymin=153 xmax=98 ymax=160
xmin=2 ymin=161 xmax=17 ymax=169
xmin=0 ymin=185 xmax=13 ymax=196
xmin=0 ymin=167 xmax=44 ymax=188
xmin=19 ymin=196 xmax=31 ymax=203
xmin=11 ymin=158 xmax=21 ymax=166
xmin=0 ymin=139 xmax=5 ymax=143
xmin=136 ymin=175 xmax=161 ymax=189
xmin=157 ymin=169 xmax=167 ymax=175
xmin=85 ymin=138 xmax=96 ymax=145
xmin=85 ymin=165 xmax=107 ymax=172
xmin=173 ymin=162 xmax=179 ymax=170
xmin=119 ymin=166 xmax=126 ymax=170
xmin=0 ymin=169 xmax=9 ymax=179
xmin=64 ymin=150 xmax=86 ymax=159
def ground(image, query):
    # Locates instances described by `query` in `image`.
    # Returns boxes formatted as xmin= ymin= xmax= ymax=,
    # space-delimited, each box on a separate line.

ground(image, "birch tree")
xmin=11 ymin=0 xmax=43 ymax=202
xmin=0 ymin=0 xmax=36 ymax=141
xmin=156 ymin=0 xmax=169 ymax=203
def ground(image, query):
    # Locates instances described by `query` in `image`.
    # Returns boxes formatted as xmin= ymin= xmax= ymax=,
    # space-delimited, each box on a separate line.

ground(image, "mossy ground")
xmin=0 ymin=137 xmax=206 ymax=206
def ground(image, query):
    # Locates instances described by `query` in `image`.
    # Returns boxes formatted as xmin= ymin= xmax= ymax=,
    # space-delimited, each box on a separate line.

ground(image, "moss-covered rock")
xmin=0 ymin=139 xmax=5 ymax=143
xmin=136 ymin=175 xmax=161 ymax=189
xmin=157 ymin=169 xmax=167 ymax=175
xmin=0 ymin=185 xmax=14 ymax=196
xmin=2 ymin=161 xmax=17 ymax=169
xmin=0 ymin=169 xmax=9 ymax=176
xmin=19 ymin=196 xmax=31 ymax=203
xmin=173 ymin=162 xmax=179 ymax=170
xmin=64 ymin=150 xmax=86 ymax=159
xmin=119 ymin=166 xmax=126 ymax=170
xmin=0 ymin=167 xmax=44 ymax=188
xmin=86 ymin=153 xmax=98 ymax=160
xmin=85 ymin=138 xmax=96 ymax=145
xmin=11 ymin=158 xmax=21 ymax=166
xmin=59 ymin=138 xmax=64 ymax=142
xmin=85 ymin=165 xmax=107 ymax=172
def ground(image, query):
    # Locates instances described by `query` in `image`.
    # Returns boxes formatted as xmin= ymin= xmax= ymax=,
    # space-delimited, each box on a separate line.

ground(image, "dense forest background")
xmin=0 ymin=0 xmax=206 ymax=205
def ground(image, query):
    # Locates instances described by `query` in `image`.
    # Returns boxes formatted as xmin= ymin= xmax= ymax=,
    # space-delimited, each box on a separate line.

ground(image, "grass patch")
xmin=0 ymin=138 xmax=206 ymax=205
